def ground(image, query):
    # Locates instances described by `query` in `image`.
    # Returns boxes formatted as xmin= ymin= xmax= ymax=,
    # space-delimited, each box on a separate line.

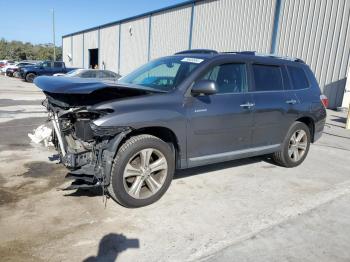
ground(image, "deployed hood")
xmin=34 ymin=76 xmax=165 ymax=94
xmin=34 ymin=76 xmax=165 ymax=108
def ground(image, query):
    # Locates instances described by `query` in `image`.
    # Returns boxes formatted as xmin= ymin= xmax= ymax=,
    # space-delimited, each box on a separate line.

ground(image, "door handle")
xmin=286 ymin=99 xmax=297 ymax=105
xmin=240 ymin=102 xmax=255 ymax=108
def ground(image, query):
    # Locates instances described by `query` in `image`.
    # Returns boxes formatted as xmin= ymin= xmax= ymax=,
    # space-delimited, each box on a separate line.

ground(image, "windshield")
xmin=119 ymin=56 xmax=205 ymax=91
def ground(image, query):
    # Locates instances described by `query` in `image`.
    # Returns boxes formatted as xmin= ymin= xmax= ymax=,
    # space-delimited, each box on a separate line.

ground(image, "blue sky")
xmin=0 ymin=0 xmax=185 ymax=45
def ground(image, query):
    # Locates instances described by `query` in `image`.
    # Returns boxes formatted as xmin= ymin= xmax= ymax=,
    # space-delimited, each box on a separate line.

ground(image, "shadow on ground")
xmin=83 ymin=233 xmax=139 ymax=262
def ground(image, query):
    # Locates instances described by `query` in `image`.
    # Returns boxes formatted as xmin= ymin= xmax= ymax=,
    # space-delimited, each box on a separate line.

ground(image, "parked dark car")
xmin=6 ymin=62 xmax=36 ymax=77
xmin=20 ymin=61 xmax=77 ymax=83
xmin=35 ymin=50 xmax=327 ymax=208
xmin=54 ymin=69 xmax=121 ymax=80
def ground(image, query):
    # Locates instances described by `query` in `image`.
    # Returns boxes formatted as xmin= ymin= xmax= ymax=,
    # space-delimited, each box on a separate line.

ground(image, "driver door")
xmin=186 ymin=63 xmax=254 ymax=167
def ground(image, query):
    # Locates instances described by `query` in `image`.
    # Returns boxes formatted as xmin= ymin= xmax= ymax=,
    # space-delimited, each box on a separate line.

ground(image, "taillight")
xmin=320 ymin=94 xmax=329 ymax=108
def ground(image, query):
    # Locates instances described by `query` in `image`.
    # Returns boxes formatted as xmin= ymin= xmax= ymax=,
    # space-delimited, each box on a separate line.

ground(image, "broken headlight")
xmin=90 ymin=123 xmax=130 ymax=137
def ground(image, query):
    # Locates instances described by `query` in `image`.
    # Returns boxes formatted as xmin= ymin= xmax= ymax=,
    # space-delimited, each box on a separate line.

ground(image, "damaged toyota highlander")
xmin=35 ymin=50 xmax=327 ymax=208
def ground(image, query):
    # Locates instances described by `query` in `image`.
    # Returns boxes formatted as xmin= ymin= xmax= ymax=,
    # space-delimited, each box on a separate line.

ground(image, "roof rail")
xmin=175 ymin=49 xmax=219 ymax=55
xmin=227 ymin=51 xmax=305 ymax=63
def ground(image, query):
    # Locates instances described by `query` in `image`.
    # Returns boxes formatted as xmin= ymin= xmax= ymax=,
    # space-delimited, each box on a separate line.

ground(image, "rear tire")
xmin=25 ymin=73 xmax=36 ymax=83
xmin=272 ymin=121 xmax=311 ymax=167
xmin=108 ymin=134 xmax=175 ymax=208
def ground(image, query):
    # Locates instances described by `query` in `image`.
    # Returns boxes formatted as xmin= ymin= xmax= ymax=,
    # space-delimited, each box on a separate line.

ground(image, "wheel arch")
xmin=295 ymin=116 xmax=315 ymax=142
xmin=120 ymin=126 xmax=182 ymax=168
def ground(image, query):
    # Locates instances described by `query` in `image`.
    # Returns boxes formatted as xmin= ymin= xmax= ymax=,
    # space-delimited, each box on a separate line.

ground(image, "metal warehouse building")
xmin=62 ymin=0 xmax=350 ymax=108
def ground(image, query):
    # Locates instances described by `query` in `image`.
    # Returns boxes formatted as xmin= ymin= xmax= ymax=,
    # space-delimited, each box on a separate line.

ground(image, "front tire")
xmin=272 ymin=121 xmax=311 ymax=167
xmin=108 ymin=135 xmax=175 ymax=208
xmin=25 ymin=73 xmax=36 ymax=83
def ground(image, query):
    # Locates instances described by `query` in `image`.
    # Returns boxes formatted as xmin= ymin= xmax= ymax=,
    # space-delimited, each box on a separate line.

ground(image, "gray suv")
xmin=35 ymin=50 xmax=327 ymax=208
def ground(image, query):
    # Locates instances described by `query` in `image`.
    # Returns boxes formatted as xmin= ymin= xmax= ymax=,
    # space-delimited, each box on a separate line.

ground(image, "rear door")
xmin=249 ymin=64 xmax=296 ymax=147
xmin=186 ymin=62 xmax=254 ymax=166
xmin=52 ymin=62 xmax=65 ymax=74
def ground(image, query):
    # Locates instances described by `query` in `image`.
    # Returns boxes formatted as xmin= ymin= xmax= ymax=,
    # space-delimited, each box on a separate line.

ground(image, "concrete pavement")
xmin=0 ymin=75 xmax=349 ymax=262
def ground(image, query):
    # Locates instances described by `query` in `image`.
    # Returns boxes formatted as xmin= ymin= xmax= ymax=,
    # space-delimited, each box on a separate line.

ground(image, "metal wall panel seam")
xmin=319 ymin=0 xmax=338 ymax=87
xmin=98 ymin=28 xmax=100 ymax=68
xmin=271 ymin=0 xmax=283 ymax=53
xmin=314 ymin=0 xmax=333 ymax=84
xmin=148 ymin=15 xmax=152 ymax=61
xmin=310 ymin=0 xmax=326 ymax=73
xmin=82 ymin=33 xmax=84 ymax=68
xmin=338 ymin=9 xmax=350 ymax=78
xmin=300 ymin=0 xmax=314 ymax=59
xmin=71 ymin=36 xmax=73 ymax=66
xmin=328 ymin=0 xmax=345 ymax=82
xmin=294 ymin=0 xmax=307 ymax=57
xmin=118 ymin=24 xmax=121 ymax=75
xmin=306 ymin=0 xmax=322 ymax=64
xmin=333 ymin=0 xmax=349 ymax=80
xmin=188 ymin=2 xmax=195 ymax=49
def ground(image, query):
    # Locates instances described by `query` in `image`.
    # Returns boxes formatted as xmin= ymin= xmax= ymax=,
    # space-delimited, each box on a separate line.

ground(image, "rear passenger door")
xmin=249 ymin=64 xmax=296 ymax=148
xmin=52 ymin=62 xmax=65 ymax=74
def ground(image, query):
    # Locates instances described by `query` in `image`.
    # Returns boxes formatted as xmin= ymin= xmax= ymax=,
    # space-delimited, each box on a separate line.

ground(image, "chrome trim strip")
xmin=189 ymin=144 xmax=280 ymax=163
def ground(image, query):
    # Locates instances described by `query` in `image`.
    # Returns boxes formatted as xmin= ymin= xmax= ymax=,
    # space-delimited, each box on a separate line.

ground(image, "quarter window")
xmin=202 ymin=63 xmax=247 ymax=94
xmin=54 ymin=62 xmax=64 ymax=68
xmin=288 ymin=66 xmax=309 ymax=90
xmin=252 ymin=64 xmax=283 ymax=91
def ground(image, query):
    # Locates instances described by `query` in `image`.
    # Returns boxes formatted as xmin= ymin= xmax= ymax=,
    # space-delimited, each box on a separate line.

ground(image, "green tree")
xmin=0 ymin=39 xmax=62 ymax=61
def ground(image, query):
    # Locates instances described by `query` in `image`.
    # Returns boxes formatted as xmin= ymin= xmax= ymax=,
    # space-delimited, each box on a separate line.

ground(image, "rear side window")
xmin=54 ymin=62 xmax=64 ymax=68
xmin=288 ymin=66 xmax=309 ymax=90
xmin=202 ymin=63 xmax=247 ymax=94
xmin=252 ymin=64 xmax=283 ymax=91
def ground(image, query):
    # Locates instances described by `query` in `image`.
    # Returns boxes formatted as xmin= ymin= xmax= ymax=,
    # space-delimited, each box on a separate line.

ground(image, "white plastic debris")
xmin=28 ymin=124 xmax=53 ymax=147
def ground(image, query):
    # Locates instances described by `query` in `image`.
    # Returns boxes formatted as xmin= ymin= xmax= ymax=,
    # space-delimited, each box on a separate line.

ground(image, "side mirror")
xmin=191 ymin=80 xmax=218 ymax=96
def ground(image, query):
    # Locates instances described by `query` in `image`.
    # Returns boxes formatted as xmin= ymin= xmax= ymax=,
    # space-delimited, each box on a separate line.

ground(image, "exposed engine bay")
xmin=36 ymin=76 xmax=161 ymax=190
xmin=44 ymin=96 xmax=126 ymax=190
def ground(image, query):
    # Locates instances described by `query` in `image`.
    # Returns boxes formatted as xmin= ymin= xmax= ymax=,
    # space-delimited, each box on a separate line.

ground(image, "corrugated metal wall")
xmin=100 ymin=25 xmax=119 ymax=73
xmin=276 ymin=0 xmax=350 ymax=108
xmin=62 ymin=36 xmax=71 ymax=66
xmin=62 ymin=0 xmax=349 ymax=107
xmin=191 ymin=0 xmax=276 ymax=53
xmin=120 ymin=17 xmax=149 ymax=76
xmin=83 ymin=30 xmax=98 ymax=69
xmin=150 ymin=5 xmax=192 ymax=59
xmin=72 ymin=34 xmax=83 ymax=68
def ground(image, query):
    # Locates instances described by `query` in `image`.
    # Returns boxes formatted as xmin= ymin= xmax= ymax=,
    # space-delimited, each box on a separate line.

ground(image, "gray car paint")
xmin=88 ymin=53 xmax=326 ymax=169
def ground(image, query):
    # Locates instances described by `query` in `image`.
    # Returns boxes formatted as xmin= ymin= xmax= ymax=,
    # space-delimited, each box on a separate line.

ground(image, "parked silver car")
xmin=54 ymin=69 xmax=121 ymax=81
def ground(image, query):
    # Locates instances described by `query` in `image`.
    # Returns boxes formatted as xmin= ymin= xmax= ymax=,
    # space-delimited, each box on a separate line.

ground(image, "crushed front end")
xmin=44 ymin=98 xmax=130 ymax=190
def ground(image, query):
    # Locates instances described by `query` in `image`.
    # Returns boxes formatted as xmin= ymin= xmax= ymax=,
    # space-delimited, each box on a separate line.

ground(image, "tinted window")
xmin=42 ymin=62 xmax=52 ymax=68
xmin=54 ymin=62 xmax=64 ymax=68
xmin=288 ymin=66 xmax=309 ymax=90
xmin=202 ymin=63 xmax=247 ymax=93
xmin=281 ymin=66 xmax=292 ymax=90
xmin=81 ymin=70 xmax=97 ymax=78
xmin=252 ymin=64 xmax=283 ymax=91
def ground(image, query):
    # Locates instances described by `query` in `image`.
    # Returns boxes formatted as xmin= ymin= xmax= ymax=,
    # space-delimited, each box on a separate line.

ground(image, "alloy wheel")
xmin=123 ymin=148 xmax=168 ymax=199
xmin=288 ymin=129 xmax=307 ymax=162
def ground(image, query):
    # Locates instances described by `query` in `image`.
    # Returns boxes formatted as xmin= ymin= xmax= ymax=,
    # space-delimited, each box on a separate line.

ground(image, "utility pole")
xmin=52 ymin=8 xmax=56 ymax=61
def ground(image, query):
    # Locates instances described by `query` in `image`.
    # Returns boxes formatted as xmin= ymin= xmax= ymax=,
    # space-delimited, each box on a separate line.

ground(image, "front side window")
xmin=42 ymin=62 xmax=52 ymax=68
xmin=202 ymin=63 xmax=247 ymax=94
xmin=252 ymin=64 xmax=283 ymax=91
xmin=288 ymin=66 xmax=309 ymax=90
xmin=119 ymin=57 xmax=204 ymax=91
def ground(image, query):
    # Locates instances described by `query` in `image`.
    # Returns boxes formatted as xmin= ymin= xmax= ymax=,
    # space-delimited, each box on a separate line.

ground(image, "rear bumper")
xmin=314 ymin=118 xmax=326 ymax=142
